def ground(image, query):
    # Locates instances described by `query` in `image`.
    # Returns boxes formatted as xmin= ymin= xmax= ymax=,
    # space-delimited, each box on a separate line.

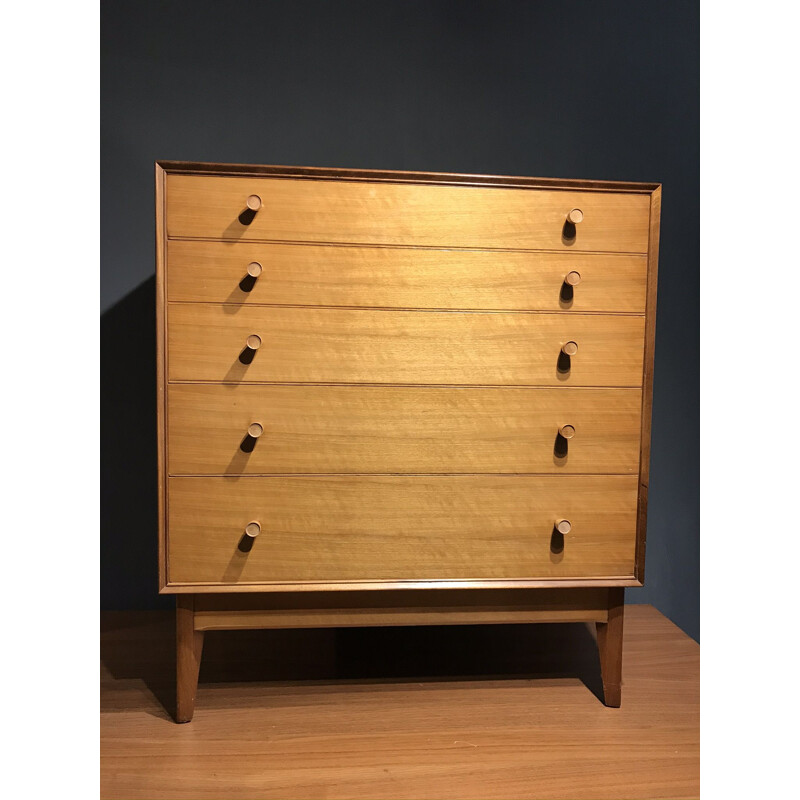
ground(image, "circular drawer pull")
xmin=248 ymin=422 xmax=264 ymax=438
xmin=246 ymin=194 xmax=262 ymax=211
xmin=561 ymin=341 xmax=578 ymax=356
xmin=247 ymin=261 xmax=263 ymax=278
xmin=558 ymin=424 xmax=576 ymax=439
xmin=244 ymin=521 xmax=261 ymax=538
xmin=245 ymin=334 xmax=262 ymax=351
xmin=566 ymin=208 xmax=583 ymax=224
xmin=555 ymin=519 xmax=572 ymax=535
xmin=565 ymin=270 xmax=582 ymax=286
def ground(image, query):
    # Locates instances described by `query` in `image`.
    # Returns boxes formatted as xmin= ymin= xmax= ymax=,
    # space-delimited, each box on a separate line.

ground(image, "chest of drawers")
xmin=155 ymin=161 xmax=661 ymax=722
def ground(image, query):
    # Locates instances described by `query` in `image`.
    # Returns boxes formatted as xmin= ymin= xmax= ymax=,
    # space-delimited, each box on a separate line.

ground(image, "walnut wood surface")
xmin=101 ymin=604 xmax=699 ymax=799
xmin=167 ymin=304 xmax=646 ymax=386
xmin=167 ymin=384 xmax=642 ymax=475
xmin=166 ymin=175 xmax=651 ymax=252
xmin=166 ymin=476 xmax=638 ymax=585
xmin=166 ymin=240 xmax=648 ymax=312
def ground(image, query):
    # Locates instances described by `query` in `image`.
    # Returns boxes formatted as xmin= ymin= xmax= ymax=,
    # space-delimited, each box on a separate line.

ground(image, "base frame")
xmin=175 ymin=586 xmax=625 ymax=721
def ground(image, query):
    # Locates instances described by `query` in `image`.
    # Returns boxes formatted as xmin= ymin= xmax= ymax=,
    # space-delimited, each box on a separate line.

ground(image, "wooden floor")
xmin=101 ymin=604 xmax=698 ymax=800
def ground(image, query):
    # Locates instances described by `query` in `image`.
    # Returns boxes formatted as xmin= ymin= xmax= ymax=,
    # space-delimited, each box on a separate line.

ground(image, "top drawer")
xmin=166 ymin=175 xmax=651 ymax=253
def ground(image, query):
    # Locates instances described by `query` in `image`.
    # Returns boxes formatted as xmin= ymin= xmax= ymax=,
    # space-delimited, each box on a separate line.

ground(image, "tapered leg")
xmin=176 ymin=595 xmax=204 ymax=723
xmin=595 ymin=588 xmax=624 ymax=707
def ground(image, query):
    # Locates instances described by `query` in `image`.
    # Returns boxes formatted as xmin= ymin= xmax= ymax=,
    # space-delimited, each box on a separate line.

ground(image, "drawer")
xmin=167 ymin=240 xmax=648 ymax=312
xmin=167 ymin=305 xmax=645 ymax=387
xmin=166 ymin=175 xmax=651 ymax=253
xmin=168 ymin=384 xmax=642 ymax=475
xmin=166 ymin=476 xmax=639 ymax=584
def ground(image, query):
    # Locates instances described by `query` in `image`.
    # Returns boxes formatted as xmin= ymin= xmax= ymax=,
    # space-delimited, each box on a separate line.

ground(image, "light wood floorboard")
xmin=101 ymin=605 xmax=698 ymax=800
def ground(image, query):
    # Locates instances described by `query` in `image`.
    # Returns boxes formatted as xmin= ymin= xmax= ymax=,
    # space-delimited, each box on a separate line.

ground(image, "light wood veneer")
xmin=167 ymin=475 xmax=638 ymax=584
xmin=101 ymin=606 xmax=699 ymax=800
xmin=167 ymin=174 xmax=651 ymax=252
xmin=167 ymin=384 xmax=642 ymax=475
xmin=155 ymin=161 xmax=661 ymax=720
xmin=168 ymin=304 xmax=645 ymax=386
xmin=167 ymin=239 xmax=648 ymax=312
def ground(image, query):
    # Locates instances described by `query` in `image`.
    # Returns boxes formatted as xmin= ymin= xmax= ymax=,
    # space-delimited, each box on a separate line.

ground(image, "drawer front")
xmin=168 ymin=304 xmax=645 ymax=386
xmin=167 ymin=476 xmax=638 ymax=584
xmin=167 ymin=240 xmax=648 ymax=313
xmin=168 ymin=384 xmax=642 ymax=475
xmin=166 ymin=175 xmax=651 ymax=253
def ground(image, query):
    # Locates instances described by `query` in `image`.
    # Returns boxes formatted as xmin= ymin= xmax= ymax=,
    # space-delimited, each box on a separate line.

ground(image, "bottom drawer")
xmin=166 ymin=476 xmax=638 ymax=585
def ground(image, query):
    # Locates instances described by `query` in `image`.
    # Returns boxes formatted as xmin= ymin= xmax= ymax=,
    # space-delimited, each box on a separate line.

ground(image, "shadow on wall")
xmin=101 ymin=275 xmax=171 ymax=610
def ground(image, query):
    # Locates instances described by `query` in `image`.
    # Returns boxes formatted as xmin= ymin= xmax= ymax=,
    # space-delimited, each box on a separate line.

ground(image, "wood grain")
xmin=164 ymin=578 xmax=643 ymax=593
xmin=166 ymin=475 xmax=638 ymax=585
xmin=167 ymin=304 xmax=646 ymax=387
xmin=155 ymin=164 xmax=168 ymax=591
xmin=166 ymin=240 xmax=648 ymax=312
xmin=175 ymin=595 xmax=203 ymax=723
xmin=192 ymin=588 xmax=612 ymax=630
xmin=167 ymin=384 xmax=642 ymax=475
xmin=166 ymin=175 xmax=651 ymax=252
xmin=100 ymin=604 xmax=699 ymax=799
xmin=596 ymin=587 xmax=625 ymax=707
xmin=153 ymin=164 xmax=663 ymax=725
xmin=635 ymin=185 xmax=662 ymax=582
xmin=156 ymin=159 xmax=662 ymax=193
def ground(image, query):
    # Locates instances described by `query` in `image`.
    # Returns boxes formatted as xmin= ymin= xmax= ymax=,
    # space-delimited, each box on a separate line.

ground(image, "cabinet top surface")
xmin=156 ymin=160 xmax=661 ymax=194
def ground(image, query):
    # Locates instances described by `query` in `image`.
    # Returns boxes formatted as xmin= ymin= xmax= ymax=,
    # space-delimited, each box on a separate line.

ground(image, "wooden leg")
xmin=176 ymin=595 xmax=204 ymax=723
xmin=595 ymin=588 xmax=624 ymax=707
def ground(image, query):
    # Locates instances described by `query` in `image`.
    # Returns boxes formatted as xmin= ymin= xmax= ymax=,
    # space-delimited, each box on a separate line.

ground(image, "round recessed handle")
xmin=558 ymin=424 xmax=576 ymax=440
xmin=244 ymin=521 xmax=261 ymax=538
xmin=555 ymin=519 xmax=572 ymax=535
xmin=247 ymin=261 xmax=263 ymax=278
xmin=248 ymin=422 xmax=264 ymax=438
xmin=565 ymin=270 xmax=582 ymax=286
xmin=245 ymin=334 xmax=262 ymax=351
xmin=561 ymin=341 xmax=578 ymax=356
xmin=246 ymin=194 xmax=262 ymax=211
xmin=566 ymin=208 xmax=583 ymax=224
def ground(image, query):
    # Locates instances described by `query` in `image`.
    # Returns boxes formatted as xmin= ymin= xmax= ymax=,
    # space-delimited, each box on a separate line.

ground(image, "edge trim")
xmin=156 ymin=160 xmax=660 ymax=194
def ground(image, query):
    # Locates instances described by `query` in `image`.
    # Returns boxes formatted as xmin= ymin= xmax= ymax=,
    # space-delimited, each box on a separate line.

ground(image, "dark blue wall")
xmin=101 ymin=0 xmax=699 ymax=639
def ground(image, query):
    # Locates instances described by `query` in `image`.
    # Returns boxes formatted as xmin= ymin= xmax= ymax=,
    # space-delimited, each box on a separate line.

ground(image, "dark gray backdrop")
xmin=101 ymin=0 xmax=699 ymax=640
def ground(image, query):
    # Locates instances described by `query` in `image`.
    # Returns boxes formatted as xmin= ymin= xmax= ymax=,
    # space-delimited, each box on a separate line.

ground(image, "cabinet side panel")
xmin=156 ymin=164 xmax=168 ymax=591
xmin=636 ymin=186 xmax=662 ymax=581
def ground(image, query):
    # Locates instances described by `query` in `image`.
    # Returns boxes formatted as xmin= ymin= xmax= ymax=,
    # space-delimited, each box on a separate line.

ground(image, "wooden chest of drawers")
xmin=155 ymin=161 xmax=661 ymax=721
